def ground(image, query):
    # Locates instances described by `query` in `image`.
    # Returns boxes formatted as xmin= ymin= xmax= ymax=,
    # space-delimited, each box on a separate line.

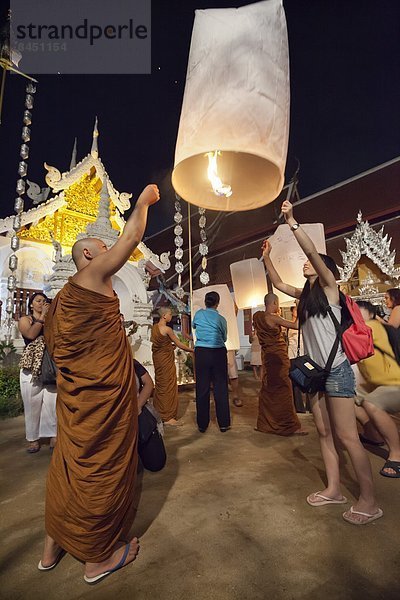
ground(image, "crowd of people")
xmin=16 ymin=187 xmax=400 ymax=583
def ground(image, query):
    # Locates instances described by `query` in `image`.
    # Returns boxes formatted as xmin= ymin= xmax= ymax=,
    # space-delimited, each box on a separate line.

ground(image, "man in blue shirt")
xmin=192 ymin=291 xmax=231 ymax=432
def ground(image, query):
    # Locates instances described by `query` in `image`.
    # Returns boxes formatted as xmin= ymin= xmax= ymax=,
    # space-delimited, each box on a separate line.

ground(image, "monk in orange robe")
xmin=253 ymin=293 xmax=308 ymax=437
xmin=40 ymin=184 xmax=160 ymax=584
xmin=151 ymin=307 xmax=193 ymax=426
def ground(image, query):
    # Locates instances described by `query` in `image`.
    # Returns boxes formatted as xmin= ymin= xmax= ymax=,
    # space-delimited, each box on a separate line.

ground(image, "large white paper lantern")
xmin=192 ymin=284 xmax=240 ymax=350
xmin=269 ymin=223 xmax=327 ymax=304
xmin=230 ymin=258 xmax=268 ymax=310
xmin=172 ymin=0 xmax=290 ymax=212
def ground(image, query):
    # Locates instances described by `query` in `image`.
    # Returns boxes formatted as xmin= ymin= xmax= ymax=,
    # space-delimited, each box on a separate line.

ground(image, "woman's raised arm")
xmin=262 ymin=240 xmax=302 ymax=299
xmin=280 ymin=200 xmax=337 ymax=296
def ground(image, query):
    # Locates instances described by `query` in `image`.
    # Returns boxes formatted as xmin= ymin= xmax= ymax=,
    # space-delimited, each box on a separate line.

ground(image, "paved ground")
xmin=1 ymin=371 xmax=399 ymax=600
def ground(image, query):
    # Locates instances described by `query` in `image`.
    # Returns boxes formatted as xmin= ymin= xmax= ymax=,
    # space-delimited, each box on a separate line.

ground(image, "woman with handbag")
xmin=262 ymin=200 xmax=382 ymax=525
xmin=18 ymin=292 xmax=57 ymax=453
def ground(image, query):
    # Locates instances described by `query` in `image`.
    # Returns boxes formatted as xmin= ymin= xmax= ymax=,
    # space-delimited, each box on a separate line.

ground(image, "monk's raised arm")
xmin=95 ymin=184 xmax=160 ymax=279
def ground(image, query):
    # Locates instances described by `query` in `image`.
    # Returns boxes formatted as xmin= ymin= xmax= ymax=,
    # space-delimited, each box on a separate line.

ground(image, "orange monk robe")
xmin=44 ymin=280 xmax=138 ymax=563
xmin=151 ymin=324 xmax=178 ymax=421
xmin=253 ymin=311 xmax=301 ymax=436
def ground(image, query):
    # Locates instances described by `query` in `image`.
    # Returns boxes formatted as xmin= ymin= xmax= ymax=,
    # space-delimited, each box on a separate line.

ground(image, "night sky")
xmin=1 ymin=0 xmax=399 ymax=238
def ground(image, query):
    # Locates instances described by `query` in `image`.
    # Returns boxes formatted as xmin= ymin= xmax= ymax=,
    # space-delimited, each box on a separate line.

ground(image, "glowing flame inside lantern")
xmin=206 ymin=151 xmax=232 ymax=198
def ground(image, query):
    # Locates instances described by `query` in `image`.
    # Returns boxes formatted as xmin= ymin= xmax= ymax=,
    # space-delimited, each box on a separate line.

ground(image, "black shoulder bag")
xmin=289 ymin=323 xmax=340 ymax=394
xmin=41 ymin=348 xmax=58 ymax=386
xmin=138 ymin=406 xmax=167 ymax=472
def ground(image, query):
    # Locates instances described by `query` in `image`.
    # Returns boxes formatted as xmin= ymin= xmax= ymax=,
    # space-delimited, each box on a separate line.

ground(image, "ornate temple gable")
xmin=1 ymin=119 xmax=170 ymax=274
xmin=43 ymin=119 xmax=132 ymax=216
xmin=44 ymin=156 xmax=132 ymax=214
xmin=339 ymin=211 xmax=400 ymax=282
xmin=17 ymin=170 xmax=127 ymax=249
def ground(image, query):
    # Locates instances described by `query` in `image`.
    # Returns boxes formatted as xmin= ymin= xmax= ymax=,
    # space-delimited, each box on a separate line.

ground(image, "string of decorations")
xmin=5 ymin=82 xmax=37 ymax=341
xmin=173 ymin=194 xmax=185 ymax=299
xmin=198 ymin=207 xmax=209 ymax=285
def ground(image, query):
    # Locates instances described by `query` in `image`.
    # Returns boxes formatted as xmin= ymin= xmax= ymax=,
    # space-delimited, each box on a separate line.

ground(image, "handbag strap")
xmin=296 ymin=324 xmax=301 ymax=357
xmin=326 ymin=305 xmax=343 ymax=339
xmin=324 ymin=332 xmax=340 ymax=373
xmin=325 ymin=306 xmax=343 ymax=373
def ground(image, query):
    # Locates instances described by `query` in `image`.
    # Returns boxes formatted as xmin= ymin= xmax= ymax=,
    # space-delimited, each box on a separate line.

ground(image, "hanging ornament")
xmin=18 ymin=161 xmax=28 ymax=177
xmin=20 ymin=144 xmax=29 ymax=159
xmin=199 ymin=271 xmax=210 ymax=285
xmin=23 ymin=111 xmax=32 ymax=125
xmin=21 ymin=126 xmax=31 ymax=142
xmin=16 ymin=179 xmax=26 ymax=195
xmin=14 ymin=197 xmax=24 ymax=212
xmin=5 ymin=81 xmax=38 ymax=342
xmin=13 ymin=214 xmax=22 ymax=230
xmin=25 ymin=95 xmax=34 ymax=110
xmin=174 ymin=195 xmax=186 ymax=299
xmin=172 ymin=0 xmax=289 ymax=212
xmin=8 ymin=255 xmax=18 ymax=271
xmin=10 ymin=235 xmax=20 ymax=251
xmin=198 ymin=207 xmax=209 ymax=286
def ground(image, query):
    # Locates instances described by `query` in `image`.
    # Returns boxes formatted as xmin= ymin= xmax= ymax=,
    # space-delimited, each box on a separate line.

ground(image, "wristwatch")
xmin=290 ymin=223 xmax=300 ymax=231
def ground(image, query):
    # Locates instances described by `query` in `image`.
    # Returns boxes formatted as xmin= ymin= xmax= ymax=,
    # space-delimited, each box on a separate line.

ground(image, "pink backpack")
xmin=328 ymin=293 xmax=374 ymax=365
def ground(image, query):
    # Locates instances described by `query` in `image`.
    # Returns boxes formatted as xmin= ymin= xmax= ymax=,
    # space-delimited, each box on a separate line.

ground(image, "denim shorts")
xmin=325 ymin=360 xmax=355 ymax=398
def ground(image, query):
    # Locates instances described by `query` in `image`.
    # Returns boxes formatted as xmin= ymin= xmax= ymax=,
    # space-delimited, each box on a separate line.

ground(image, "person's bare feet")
xmin=292 ymin=428 xmax=308 ymax=436
xmin=343 ymin=506 xmax=383 ymax=524
xmin=84 ymin=538 xmax=140 ymax=580
xmin=164 ymin=418 xmax=183 ymax=427
xmin=49 ymin=437 xmax=57 ymax=451
xmin=307 ymin=490 xmax=347 ymax=506
xmin=40 ymin=534 xmax=63 ymax=568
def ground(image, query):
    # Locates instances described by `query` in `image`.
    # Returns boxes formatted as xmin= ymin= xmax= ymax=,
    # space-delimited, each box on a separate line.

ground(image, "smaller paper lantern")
xmin=230 ymin=258 xmax=268 ymax=310
xmin=192 ymin=284 xmax=240 ymax=350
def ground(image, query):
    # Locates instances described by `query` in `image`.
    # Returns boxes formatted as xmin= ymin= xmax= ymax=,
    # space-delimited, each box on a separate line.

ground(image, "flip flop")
xmin=38 ymin=549 xmax=65 ymax=571
xmin=343 ymin=506 xmax=383 ymax=525
xmin=379 ymin=460 xmax=400 ymax=478
xmin=83 ymin=542 xmax=132 ymax=585
xmin=307 ymin=492 xmax=348 ymax=506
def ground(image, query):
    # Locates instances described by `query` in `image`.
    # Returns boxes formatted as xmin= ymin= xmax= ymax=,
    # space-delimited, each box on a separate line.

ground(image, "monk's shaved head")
xmin=264 ymin=292 xmax=278 ymax=307
xmin=72 ymin=238 xmax=105 ymax=269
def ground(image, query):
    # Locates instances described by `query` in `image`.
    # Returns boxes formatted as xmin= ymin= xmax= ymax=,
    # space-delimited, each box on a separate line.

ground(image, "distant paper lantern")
xmin=192 ymin=284 xmax=240 ymax=351
xmin=172 ymin=0 xmax=290 ymax=212
xmin=230 ymin=259 xmax=268 ymax=310
xmin=269 ymin=224 xmax=327 ymax=304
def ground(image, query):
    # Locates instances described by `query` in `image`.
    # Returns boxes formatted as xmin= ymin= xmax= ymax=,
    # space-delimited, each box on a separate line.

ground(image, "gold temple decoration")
xmin=17 ymin=169 xmax=143 ymax=262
